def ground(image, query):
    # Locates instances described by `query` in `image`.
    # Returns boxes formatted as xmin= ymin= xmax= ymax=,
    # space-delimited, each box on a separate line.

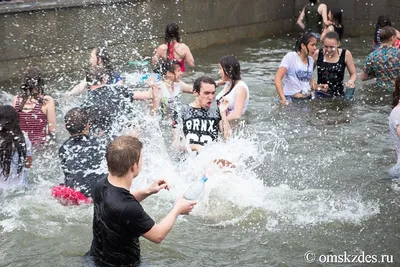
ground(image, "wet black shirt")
xmin=317 ymin=49 xmax=347 ymax=96
xmin=89 ymin=177 xmax=155 ymax=267
xmin=175 ymin=105 xmax=221 ymax=146
xmin=58 ymin=134 xmax=107 ymax=197
xmin=82 ymin=85 xmax=134 ymax=136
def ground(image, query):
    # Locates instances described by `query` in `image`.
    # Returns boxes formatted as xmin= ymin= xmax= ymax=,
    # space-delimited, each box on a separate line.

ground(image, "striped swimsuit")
xmin=15 ymin=98 xmax=48 ymax=145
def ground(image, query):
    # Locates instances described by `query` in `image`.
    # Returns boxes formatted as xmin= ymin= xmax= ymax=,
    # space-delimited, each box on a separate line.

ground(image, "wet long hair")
xmin=330 ymin=8 xmax=343 ymax=27
xmin=93 ymin=47 xmax=114 ymax=73
xmin=392 ymin=75 xmax=400 ymax=109
xmin=18 ymin=67 xmax=45 ymax=111
xmin=165 ymin=23 xmax=181 ymax=59
xmin=374 ymin=16 xmax=392 ymax=44
xmin=153 ymin=59 xmax=180 ymax=79
xmin=218 ymin=55 xmax=241 ymax=97
xmin=0 ymin=105 xmax=27 ymax=179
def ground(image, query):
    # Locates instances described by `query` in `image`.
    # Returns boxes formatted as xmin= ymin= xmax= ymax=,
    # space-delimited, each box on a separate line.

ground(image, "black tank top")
xmin=317 ymin=49 xmax=347 ymax=96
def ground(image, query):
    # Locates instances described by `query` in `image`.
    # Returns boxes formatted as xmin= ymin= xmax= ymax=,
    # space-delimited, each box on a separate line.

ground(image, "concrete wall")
xmin=0 ymin=0 xmax=395 ymax=82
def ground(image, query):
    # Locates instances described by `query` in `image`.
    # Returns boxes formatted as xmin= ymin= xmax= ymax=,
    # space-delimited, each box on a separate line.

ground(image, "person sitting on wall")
xmin=52 ymin=107 xmax=107 ymax=205
xmin=361 ymin=26 xmax=400 ymax=92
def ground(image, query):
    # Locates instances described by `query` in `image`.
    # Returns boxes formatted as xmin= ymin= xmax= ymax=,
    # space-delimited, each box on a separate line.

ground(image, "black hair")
xmin=94 ymin=46 xmax=113 ymax=72
xmin=374 ymin=16 xmax=392 ymax=44
xmin=153 ymin=59 xmax=180 ymax=79
xmin=18 ymin=66 xmax=45 ymax=112
xmin=193 ymin=76 xmax=216 ymax=93
xmin=324 ymin=31 xmax=340 ymax=42
xmin=309 ymin=0 xmax=318 ymax=4
xmin=165 ymin=23 xmax=181 ymax=60
xmin=218 ymin=55 xmax=241 ymax=99
xmin=64 ymin=107 xmax=89 ymax=135
xmin=0 ymin=105 xmax=27 ymax=179
xmin=393 ymin=75 xmax=400 ymax=109
xmin=294 ymin=32 xmax=315 ymax=52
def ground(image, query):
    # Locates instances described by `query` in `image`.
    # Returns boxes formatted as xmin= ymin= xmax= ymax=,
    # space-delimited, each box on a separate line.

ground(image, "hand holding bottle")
xmin=174 ymin=195 xmax=197 ymax=215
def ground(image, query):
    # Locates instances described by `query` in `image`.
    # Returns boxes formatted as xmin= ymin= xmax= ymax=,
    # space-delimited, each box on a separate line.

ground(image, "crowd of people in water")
xmin=1 ymin=0 xmax=400 ymax=265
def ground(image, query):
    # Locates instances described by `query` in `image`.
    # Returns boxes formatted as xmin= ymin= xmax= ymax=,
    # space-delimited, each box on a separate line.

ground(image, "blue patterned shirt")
xmin=363 ymin=45 xmax=400 ymax=91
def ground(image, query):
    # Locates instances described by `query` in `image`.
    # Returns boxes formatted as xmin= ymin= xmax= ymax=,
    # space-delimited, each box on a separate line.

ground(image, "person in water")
xmin=82 ymin=67 xmax=134 ymax=138
xmin=0 ymin=105 xmax=32 ymax=189
xmin=274 ymin=33 xmax=321 ymax=105
xmin=172 ymin=76 xmax=231 ymax=153
xmin=296 ymin=0 xmax=330 ymax=40
xmin=52 ymin=107 xmax=107 ymax=205
xmin=313 ymin=31 xmax=357 ymax=97
xmin=87 ymin=135 xmax=196 ymax=267
xmin=361 ymin=26 xmax=400 ymax=92
xmin=215 ymin=55 xmax=249 ymax=121
xmin=13 ymin=66 xmax=56 ymax=145
xmin=388 ymin=75 xmax=400 ymax=178
xmin=152 ymin=22 xmax=195 ymax=72
xmin=320 ymin=8 xmax=344 ymax=41
xmin=66 ymin=46 xmax=123 ymax=96
xmin=373 ymin=15 xmax=400 ymax=50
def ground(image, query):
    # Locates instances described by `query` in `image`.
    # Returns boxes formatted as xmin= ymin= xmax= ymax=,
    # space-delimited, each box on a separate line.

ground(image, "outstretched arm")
xmin=66 ymin=80 xmax=87 ymax=96
xmin=142 ymin=196 xmax=196 ymax=244
xmin=131 ymin=179 xmax=169 ymax=202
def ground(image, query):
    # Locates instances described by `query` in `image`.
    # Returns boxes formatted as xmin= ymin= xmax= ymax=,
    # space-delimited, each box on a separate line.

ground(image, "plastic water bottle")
xmin=183 ymin=176 xmax=208 ymax=200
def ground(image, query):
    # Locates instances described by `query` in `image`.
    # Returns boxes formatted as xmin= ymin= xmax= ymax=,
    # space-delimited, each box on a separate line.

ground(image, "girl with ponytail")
xmin=13 ymin=67 xmax=56 ymax=145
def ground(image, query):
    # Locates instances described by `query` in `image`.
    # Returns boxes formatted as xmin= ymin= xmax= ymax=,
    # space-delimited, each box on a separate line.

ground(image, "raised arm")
xmin=274 ymin=67 xmax=288 ymax=104
xmin=179 ymin=80 xmax=194 ymax=94
xmin=296 ymin=7 xmax=306 ymax=30
xmin=319 ymin=4 xmax=330 ymax=28
xmin=345 ymin=50 xmax=357 ymax=87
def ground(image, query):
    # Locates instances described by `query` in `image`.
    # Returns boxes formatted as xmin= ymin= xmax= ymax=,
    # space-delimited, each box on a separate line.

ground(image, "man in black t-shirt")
xmin=173 ymin=76 xmax=231 ymax=152
xmin=82 ymin=67 xmax=135 ymax=138
xmin=88 ymin=136 xmax=196 ymax=267
xmin=54 ymin=108 xmax=107 ymax=205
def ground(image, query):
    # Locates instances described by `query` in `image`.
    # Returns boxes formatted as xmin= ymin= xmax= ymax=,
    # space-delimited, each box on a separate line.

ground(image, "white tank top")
xmin=157 ymin=81 xmax=182 ymax=116
xmin=216 ymin=80 xmax=249 ymax=116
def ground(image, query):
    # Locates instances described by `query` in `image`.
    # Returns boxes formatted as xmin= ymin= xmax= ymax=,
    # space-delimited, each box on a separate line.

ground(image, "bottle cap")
xmin=202 ymin=176 xmax=208 ymax=182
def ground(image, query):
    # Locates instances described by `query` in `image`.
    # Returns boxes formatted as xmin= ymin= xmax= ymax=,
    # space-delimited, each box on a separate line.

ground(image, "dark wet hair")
xmin=18 ymin=66 xmax=45 ymax=112
xmin=0 ymin=105 xmax=27 ymax=179
xmin=153 ymin=59 xmax=180 ymax=79
xmin=324 ymin=31 xmax=340 ymax=43
xmin=294 ymin=32 xmax=315 ymax=53
xmin=309 ymin=0 xmax=318 ymax=4
xmin=193 ymin=76 xmax=216 ymax=93
xmin=374 ymin=16 xmax=392 ymax=44
xmin=330 ymin=8 xmax=343 ymax=27
xmin=165 ymin=23 xmax=181 ymax=60
xmin=165 ymin=23 xmax=180 ymax=43
xmin=392 ymin=75 xmax=400 ymax=109
xmin=218 ymin=55 xmax=241 ymax=97
xmin=86 ymin=66 xmax=108 ymax=86
xmin=64 ymin=107 xmax=89 ymax=135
